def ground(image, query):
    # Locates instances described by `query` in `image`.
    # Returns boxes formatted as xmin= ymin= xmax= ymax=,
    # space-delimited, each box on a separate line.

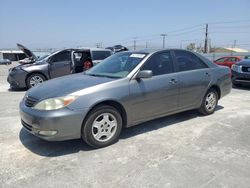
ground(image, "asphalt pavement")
xmin=0 ymin=62 xmax=250 ymax=188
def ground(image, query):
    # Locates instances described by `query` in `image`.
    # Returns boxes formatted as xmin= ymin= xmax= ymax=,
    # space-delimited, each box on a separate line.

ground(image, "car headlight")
xmin=33 ymin=95 xmax=77 ymax=110
xmin=231 ymin=64 xmax=242 ymax=73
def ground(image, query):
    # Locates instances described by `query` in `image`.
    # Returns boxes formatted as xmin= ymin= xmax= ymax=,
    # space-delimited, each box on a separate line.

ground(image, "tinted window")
xmin=92 ymin=51 xmax=111 ymax=60
xmin=228 ymin=57 xmax=237 ymax=62
xmin=175 ymin=51 xmax=208 ymax=72
xmin=215 ymin=58 xmax=226 ymax=62
xmin=141 ymin=52 xmax=174 ymax=76
xmin=52 ymin=51 xmax=71 ymax=62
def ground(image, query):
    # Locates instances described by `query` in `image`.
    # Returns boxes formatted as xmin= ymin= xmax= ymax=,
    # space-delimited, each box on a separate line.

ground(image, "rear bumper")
xmin=19 ymin=100 xmax=89 ymax=141
xmin=232 ymin=70 xmax=250 ymax=85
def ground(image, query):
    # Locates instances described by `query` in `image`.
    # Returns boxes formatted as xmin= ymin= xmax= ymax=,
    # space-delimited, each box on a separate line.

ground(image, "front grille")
xmin=242 ymin=67 xmax=250 ymax=73
xmin=25 ymin=96 xmax=38 ymax=107
xmin=21 ymin=120 xmax=32 ymax=131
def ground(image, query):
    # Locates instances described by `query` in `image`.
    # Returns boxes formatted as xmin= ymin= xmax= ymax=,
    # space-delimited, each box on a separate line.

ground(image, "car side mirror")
xmin=136 ymin=70 xmax=152 ymax=79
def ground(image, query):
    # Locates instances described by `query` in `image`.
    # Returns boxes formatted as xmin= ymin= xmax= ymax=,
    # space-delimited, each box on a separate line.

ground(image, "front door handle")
xmin=169 ymin=78 xmax=177 ymax=84
xmin=205 ymin=72 xmax=211 ymax=77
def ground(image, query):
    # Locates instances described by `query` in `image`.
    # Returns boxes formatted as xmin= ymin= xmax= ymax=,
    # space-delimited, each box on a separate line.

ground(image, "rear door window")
xmin=228 ymin=57 xmax=237 ymax=62
xmin=174 ymin=50 xmax=208 ymax=72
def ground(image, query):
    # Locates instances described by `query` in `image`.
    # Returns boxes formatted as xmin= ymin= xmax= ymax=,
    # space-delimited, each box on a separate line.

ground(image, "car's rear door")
xmin=173 ymin=50 xmax=211 ymax=110
xmin=49 ymin=50 xmax=72 ymax=78
xmin=128 ymin=51 xmax=179 ymax=123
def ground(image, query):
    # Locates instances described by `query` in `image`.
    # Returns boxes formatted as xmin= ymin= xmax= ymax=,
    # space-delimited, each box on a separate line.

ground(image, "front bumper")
xmin=19 ymin=100 xmax=89 ymax=141
xmin=7 ymin=69 xmax=28 ymax=89
xmin=232 ymin=70 xmax=250 ymax=85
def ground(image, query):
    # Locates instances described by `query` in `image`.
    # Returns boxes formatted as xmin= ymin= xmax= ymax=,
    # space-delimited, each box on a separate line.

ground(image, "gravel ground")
xmin=0 ymin=62 xmax=250 ymax=188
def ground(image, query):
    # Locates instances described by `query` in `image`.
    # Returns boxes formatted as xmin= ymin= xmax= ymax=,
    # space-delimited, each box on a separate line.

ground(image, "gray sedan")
xmin=19 ymin=49 xmax=232 ymax=148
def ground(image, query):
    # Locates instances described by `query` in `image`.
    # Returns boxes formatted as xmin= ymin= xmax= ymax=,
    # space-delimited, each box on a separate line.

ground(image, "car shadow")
xmin=8 ymin=88 xmax=27 ymax=92
xmin=19 ymin=105 xmax=224 ymax=157
xmin=232 ymin=85 xmax=250 ymax=90
xmin=121 ymin=106 xmax=223 ymax=139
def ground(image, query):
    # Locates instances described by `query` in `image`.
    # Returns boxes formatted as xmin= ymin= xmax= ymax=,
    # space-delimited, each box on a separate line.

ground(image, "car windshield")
xmin=85 ymin=52 xmax=148 ymax=78
xmin=37 ymin=54 xmax=49 ymax=61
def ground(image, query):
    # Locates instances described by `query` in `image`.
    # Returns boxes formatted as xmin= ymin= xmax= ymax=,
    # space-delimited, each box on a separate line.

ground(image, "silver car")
xmin=20 ymin=49 xmax=232 ymax=148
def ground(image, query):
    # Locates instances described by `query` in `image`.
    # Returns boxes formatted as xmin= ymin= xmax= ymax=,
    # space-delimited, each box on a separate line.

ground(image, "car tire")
xmin=26 ymin=73 xmax=46 ymax=89
xmin=82 ymin=105 xmax=123 ymax=148
xmin=198 ymin=88 xmax=218 ymax=115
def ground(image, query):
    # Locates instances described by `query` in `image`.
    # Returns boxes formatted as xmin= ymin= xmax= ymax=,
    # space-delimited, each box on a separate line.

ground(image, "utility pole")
xmin=133 ymin=38 xmax=136 ymax=50
xmin=146 ymin=41 xmax=148 ymax=48
xmin=204 ymin=24 xmax=208 ymax=54
xmin=233 ymin=40 xmax=237 ymax=48
xmin=204 ymin=24 xmax=208 ymax=53
xmin=161 ymin=34 xmax=167 ymax=48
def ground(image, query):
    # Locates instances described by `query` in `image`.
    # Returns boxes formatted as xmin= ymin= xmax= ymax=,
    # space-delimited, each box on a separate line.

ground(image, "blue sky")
xmin=0 ymin=0 xmax=250 ymax=49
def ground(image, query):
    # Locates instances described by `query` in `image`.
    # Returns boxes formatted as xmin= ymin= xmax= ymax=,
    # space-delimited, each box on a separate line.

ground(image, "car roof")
xmin=78 ymin=47 xmax=112 ymax=52
xmin=217 ymin=56 xmax=241 ymax=59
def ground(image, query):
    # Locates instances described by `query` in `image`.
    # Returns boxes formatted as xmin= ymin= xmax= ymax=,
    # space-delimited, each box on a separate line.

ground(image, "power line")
xmin=207 ymin=19 xmax=250 ymax=25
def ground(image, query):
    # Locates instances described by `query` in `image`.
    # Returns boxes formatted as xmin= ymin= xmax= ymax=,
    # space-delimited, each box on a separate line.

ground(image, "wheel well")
xmin=210 ymin=85 xmax=221 ymax=99
xmin=25 ymin=72 xmax=48 ymax=83
xmin=85 ymin=100 xmax=127 ymax=128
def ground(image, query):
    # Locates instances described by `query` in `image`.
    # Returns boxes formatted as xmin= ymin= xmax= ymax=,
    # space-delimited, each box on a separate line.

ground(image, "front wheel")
xmin=82 ymin=105 xmax=122 ymax=148
xmin=198 ymin=88 xmax=218 ymax=115
xmin=26 ymin=73 xmax=46 ymax=89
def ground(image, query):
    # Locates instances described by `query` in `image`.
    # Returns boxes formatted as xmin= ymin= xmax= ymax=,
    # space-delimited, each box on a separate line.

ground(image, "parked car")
xmin=0 ymin=59 xmax=11 ymax=65
xmin=106 ymin=45 xmax=128 ymax=53
xmin=214 ymin=56 xmax=241 ymax=68
xmin=20 ymin=49 xmax=231 ymax=148
xmin=8 ymin=47 xmax=112 ymax=89
xmin=244 ymin=55 xmax=250 ymax=59
xmin=231 ymin=59 xmax=250 ymax=86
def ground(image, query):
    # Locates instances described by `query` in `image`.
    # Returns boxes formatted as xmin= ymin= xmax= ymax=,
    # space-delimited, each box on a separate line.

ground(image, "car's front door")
xmin=128 ymin=51 xmax=179 ymax=124
xmin=173 ymin=50 xmax=211 ymax=110
xmin=49 ymin=51 xmax=72 ymax=78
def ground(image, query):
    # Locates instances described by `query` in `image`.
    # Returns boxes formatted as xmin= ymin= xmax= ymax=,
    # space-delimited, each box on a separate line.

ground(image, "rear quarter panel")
xmin=209 ymin=66 xmax=232 ymax=98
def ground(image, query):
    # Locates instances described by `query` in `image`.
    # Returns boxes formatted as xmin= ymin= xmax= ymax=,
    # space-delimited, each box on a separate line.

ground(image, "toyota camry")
xmin=20 ymin=49 xmax=232 ymax=148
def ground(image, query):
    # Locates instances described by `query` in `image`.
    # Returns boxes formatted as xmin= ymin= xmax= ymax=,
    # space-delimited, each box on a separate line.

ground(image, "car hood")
xmin=236 ymin=60 xmax=250 ymax=66
xmin=26 ymin=73 xmax=116 ymax=100
xmin=17 ymin=43 xmax=37 ymax=60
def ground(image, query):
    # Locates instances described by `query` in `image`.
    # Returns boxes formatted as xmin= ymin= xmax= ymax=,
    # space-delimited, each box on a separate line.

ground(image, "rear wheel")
xmin=82 ymin=105 xmax=122 ymax=148
xmin=26 ymin=73 xmax=46 ymax=89
xmin=199 ymin=88 xmax=218 ymax=115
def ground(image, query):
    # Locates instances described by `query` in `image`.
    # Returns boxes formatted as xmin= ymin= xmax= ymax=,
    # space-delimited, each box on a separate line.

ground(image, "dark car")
xmin=106 ymin=45 xmax=128 ymax=53
xmin=231 ymin=59 xmax=250 ymax=86
xmin=244 ymin=55 xmax=250 ymax=59
xmin=19 ymin=49 xmax=232 ymax=148
xmin=0 ymin=59 xmax=11 ymax=65
xmin=7 ymin=46 xmax=112 ymax=89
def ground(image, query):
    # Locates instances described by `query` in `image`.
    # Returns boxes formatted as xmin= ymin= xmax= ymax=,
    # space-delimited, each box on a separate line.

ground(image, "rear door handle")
xmin=169 ymin=78 xmax=177 ymax=84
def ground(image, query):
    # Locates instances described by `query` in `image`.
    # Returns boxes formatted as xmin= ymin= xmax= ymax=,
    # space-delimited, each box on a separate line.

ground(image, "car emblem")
xmin=248 ymin=68 xmax=250 ymax=72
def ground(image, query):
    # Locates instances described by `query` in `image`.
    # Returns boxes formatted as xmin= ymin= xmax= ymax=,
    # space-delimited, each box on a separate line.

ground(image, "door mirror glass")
xmin=136 ymin=70 xmax=152 ymax=79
